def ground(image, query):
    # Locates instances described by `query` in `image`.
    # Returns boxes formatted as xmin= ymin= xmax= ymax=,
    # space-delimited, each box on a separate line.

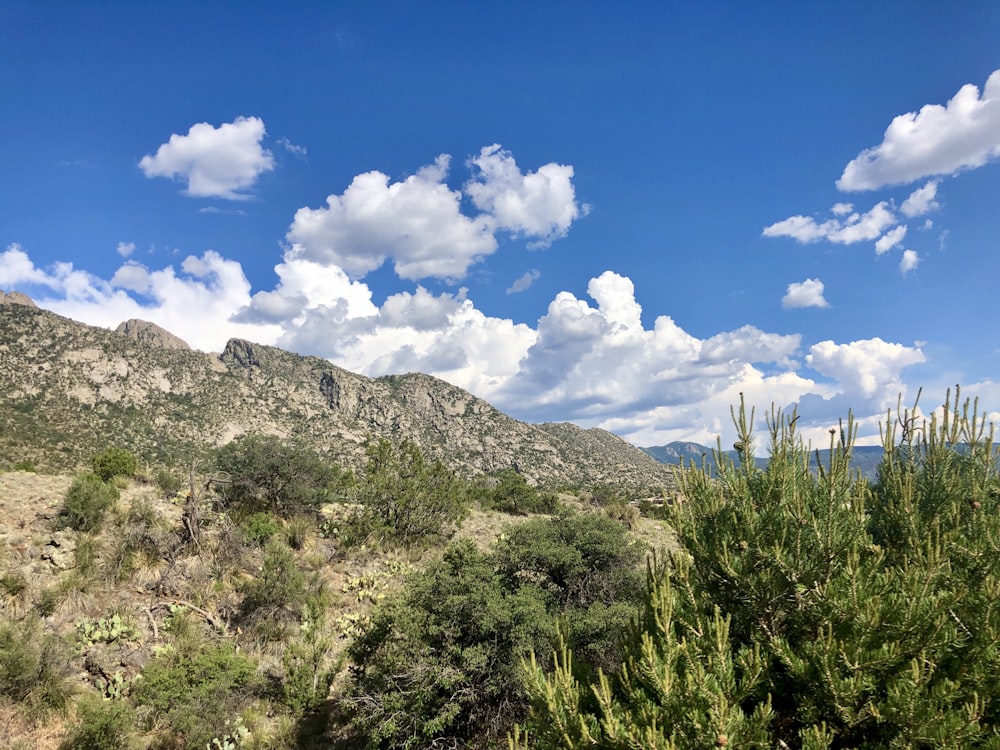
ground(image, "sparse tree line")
xmin=4 ymin=389 xmax=1000 ymax=749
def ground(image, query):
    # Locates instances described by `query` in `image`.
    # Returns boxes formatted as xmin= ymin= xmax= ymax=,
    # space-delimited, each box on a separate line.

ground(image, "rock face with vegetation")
xmin=0 ymin=302 xmax=674 ymax=490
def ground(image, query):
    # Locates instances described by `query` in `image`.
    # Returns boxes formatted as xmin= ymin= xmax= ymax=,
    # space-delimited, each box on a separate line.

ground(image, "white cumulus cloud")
xmin=838 ymin=70 xmax=1000 ymax=191
xmin=782 ymin=279 xmax=830 ymax=309
xmin=900 ymin=180 xmax=940 ymax=217
xmin=763 ymin=201 xmax=897 ymax=244
xmin=285 ymin=155 xmax=496 ymax=281
xmin=899 ymin=249 xmax=919 ymax=274
xmin=464 ymin=144 xmax=588 ymax=248
xmin=875 ymin=225 xmax=908 ymax=255
xmin=139 ymin=116 xmax=275 ymax=200
xmin=5 ymin=241 xmax=932 ymax=447
xmin=806 ymin=338 xmax=925 ymax=399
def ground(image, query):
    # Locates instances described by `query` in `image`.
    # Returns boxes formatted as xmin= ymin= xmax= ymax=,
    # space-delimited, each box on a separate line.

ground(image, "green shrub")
xmin=0 ymin=616 xmax=73 ymax=720
xmin=60 ymin=695 xmax=134 ymax=750
xmin=91 ymin=448 xmax=138 ymax=482
xmin=58 ymin=473 xmax=119 ymax=532
xmin=282 ymin=592 xmax=337 ymax=716
xmin=131 ymin=641 xmax=258 ymax=748
xmin=515 ymin=391 xmax=1000 ymax=749
xmin=346 ymin=512 xmax=646 ymax=749
xmin=493 ymin=510 xmax=646 ymax=672
xmin=241 ymin=511 xmax=282 ymax=546
xmin=238 ymin=540 xmax=308 ymax=639
xmin=478 ymin=469 xmax=560 ymax=515
xmin=153 ymin=467 xmax=183 ymax=496
xmin=345 ymin=439 xmax=469 ymax=548
xmin=214 ymin=435 xmax=349 ymax=517
xmin=10 ymin=459 xmax=36 ymax=472
xmin=347 ymin=540 xmax=552 ymax=749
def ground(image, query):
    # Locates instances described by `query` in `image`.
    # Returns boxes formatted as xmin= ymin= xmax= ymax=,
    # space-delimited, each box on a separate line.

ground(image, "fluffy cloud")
xmin=285 ymin=155 xmax=496 ymax=281
xmin=899 ymin=249 xmax=919 ymax=274
xmin=806 ymin=338 xmax=925 ymax=399
xmin=116 ymin=241 xmax=136 ymax=258
xmin=507 ymin=269 xmax=540 ymax=294
xmin=464 ymin=144 xmax=588 ymax=248
xmin=763 ymin=201 xmax=897 ymax=244
xmin=900 ymin=180 xmax=940 ymax=217
xmin=838 ymin=70 xmax=1000 ymax=191
xmin=782 ymin=279 xmax=830 ymax=309
xmin=874 ymin=225 xmax=907 ymax=255
xmin=285 ymin=146 xmax=586 ymax=283
xmin=139 ymin=116 xmax=275 ymax=200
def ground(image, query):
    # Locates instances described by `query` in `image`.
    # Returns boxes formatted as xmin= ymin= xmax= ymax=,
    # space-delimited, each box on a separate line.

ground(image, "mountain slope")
xmin=0 ymin=303 xmax=674 ymax=490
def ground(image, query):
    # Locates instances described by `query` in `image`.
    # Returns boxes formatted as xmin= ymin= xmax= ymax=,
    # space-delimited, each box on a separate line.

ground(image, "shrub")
xmin=0 ymin=616 xmax=73 ymax=720
xmin=153 ymin=467 xmax=183 ymax=496
xmin=91 ymin=448 xmax=138 ymax=482
xmin=241 ymin=511 xmax=282 ymax=546
xmin=60 ymin=695 xmax=134 ymax=750
xmin=214 ymin=435 xmax=349 ymax=517
xmin=282 ymin=592 xmax=337 ymax=717
xmin=346 ymin=512 xmax=646 ymax=749
xmin=238 ymin=540 xmax=308 ymax=640
xmin=345 ymin=439 xmax=469 ymax=548
xmin=131 ymin=641 xmax=258 ymax=748
xmin=515 ymin=391 xmax=1000 ymax=749
xmin=58 ymin=473 xmax=118 ymax=532
xmin=347 ymin=540 xmax=552 ymax=749
xmin=478 ymin=469 xmax=560 ymax=515
xmin=493 ymin=510 xmax=646 ymax=672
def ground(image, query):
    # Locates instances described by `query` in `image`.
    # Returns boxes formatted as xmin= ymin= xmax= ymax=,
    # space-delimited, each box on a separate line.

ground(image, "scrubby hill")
xmin=0 ymin=302 xmax=674 ymax=491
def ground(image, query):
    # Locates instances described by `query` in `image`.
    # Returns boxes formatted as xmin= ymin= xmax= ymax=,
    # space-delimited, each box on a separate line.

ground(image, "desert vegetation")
xmin=3 ymin=388 xmax=1000 ymax=749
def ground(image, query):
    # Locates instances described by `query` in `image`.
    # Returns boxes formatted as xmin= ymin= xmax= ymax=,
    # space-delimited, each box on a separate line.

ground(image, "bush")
xmin=493 ymin=510 xmax=646 ymax=672
xmin=345 ymin=439 xmax=469 ymax=548
xmin=131 ymin=641 xmax=258 ymax=748
xmin=153 ymin=467 xmax=183 ymax=496
xmin=60 ymin=695 xmax=134 ymax=750
xmin=58 ymin=473 xmax=119 ymax=532
xmin=346 ymin=512 xmax=647 ymax=749
xmin=215 ymin=435 xmax=349 ymax=517
xmin=515 ymin=391 xmax=1000 ymax=749
xmin=347 ymin=541 xmax=552 ymax=748
xmin=478 ymin=469 xmax=560 ymax=515
xmin=238 ymin=540 xmax=308 ymax=639
xmin=0 ymin=616 xmax=73 ymax=720
xmin=241 ymin=511 xmax=282 ymax=546
xmin=91 ymin=448 xmax=137 ymax=482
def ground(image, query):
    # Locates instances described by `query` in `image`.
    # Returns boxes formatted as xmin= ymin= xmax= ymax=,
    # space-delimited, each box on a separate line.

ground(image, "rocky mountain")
xmin=0 ymin=302 xmax=675 ymax=491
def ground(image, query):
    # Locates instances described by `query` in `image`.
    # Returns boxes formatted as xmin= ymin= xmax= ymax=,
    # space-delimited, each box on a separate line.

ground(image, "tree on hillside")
xmin=515 ymin=390 xmax=1000 ymax=749
xmin=213 ymin=434 xmax=350 ymax=517
xmin=345 ymin=439 xmax=468 ymax=548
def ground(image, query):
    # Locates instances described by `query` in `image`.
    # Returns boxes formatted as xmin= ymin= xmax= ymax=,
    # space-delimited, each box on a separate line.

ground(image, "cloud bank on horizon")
xmin=5 ymin=70 xmax=1000 ymax=448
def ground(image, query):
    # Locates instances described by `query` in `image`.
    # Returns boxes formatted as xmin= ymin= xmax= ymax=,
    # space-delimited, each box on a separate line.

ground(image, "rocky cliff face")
xmin=115 ymin=319 xmax=190 ymax=350
xmin=0 ymin=289 xmax=37 ymax=307
xmin=0 ymin=303 xmax=674 ymax=490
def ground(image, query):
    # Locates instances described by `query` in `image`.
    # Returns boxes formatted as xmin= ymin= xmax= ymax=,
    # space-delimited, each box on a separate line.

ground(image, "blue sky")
xmin=3 ymin=1 xmax=1000 ymax=449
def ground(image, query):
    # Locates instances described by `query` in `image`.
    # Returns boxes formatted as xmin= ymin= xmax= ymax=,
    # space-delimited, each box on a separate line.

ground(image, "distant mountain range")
xmin=640 ymin=441 xmax=888 ymax=480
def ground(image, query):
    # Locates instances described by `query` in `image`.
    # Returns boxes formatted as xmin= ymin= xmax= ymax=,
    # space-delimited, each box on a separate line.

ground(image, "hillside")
xmin=0 ymin=301 xmax=674 ymax=491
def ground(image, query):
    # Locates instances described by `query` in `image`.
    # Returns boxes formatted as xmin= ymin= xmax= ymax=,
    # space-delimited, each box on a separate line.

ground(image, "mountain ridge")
xmin=0 ymin=302 xmax=674 ymax=491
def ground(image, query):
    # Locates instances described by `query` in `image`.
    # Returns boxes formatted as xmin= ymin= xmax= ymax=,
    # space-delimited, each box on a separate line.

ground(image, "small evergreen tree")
xmin=214 ymin=434 xmax=349 ymax=517
xmin=91 ymin=447 xmax=137 ymax=482
xmin=515 ymin=390 xmax=1000 ymax=749
xmin=345 ymin=439 xmax=469 ymax=548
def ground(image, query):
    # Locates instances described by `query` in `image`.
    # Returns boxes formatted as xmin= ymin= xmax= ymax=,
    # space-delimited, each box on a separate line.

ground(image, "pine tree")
xmin=515 ymin=389 xmax=1000 ymax=749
